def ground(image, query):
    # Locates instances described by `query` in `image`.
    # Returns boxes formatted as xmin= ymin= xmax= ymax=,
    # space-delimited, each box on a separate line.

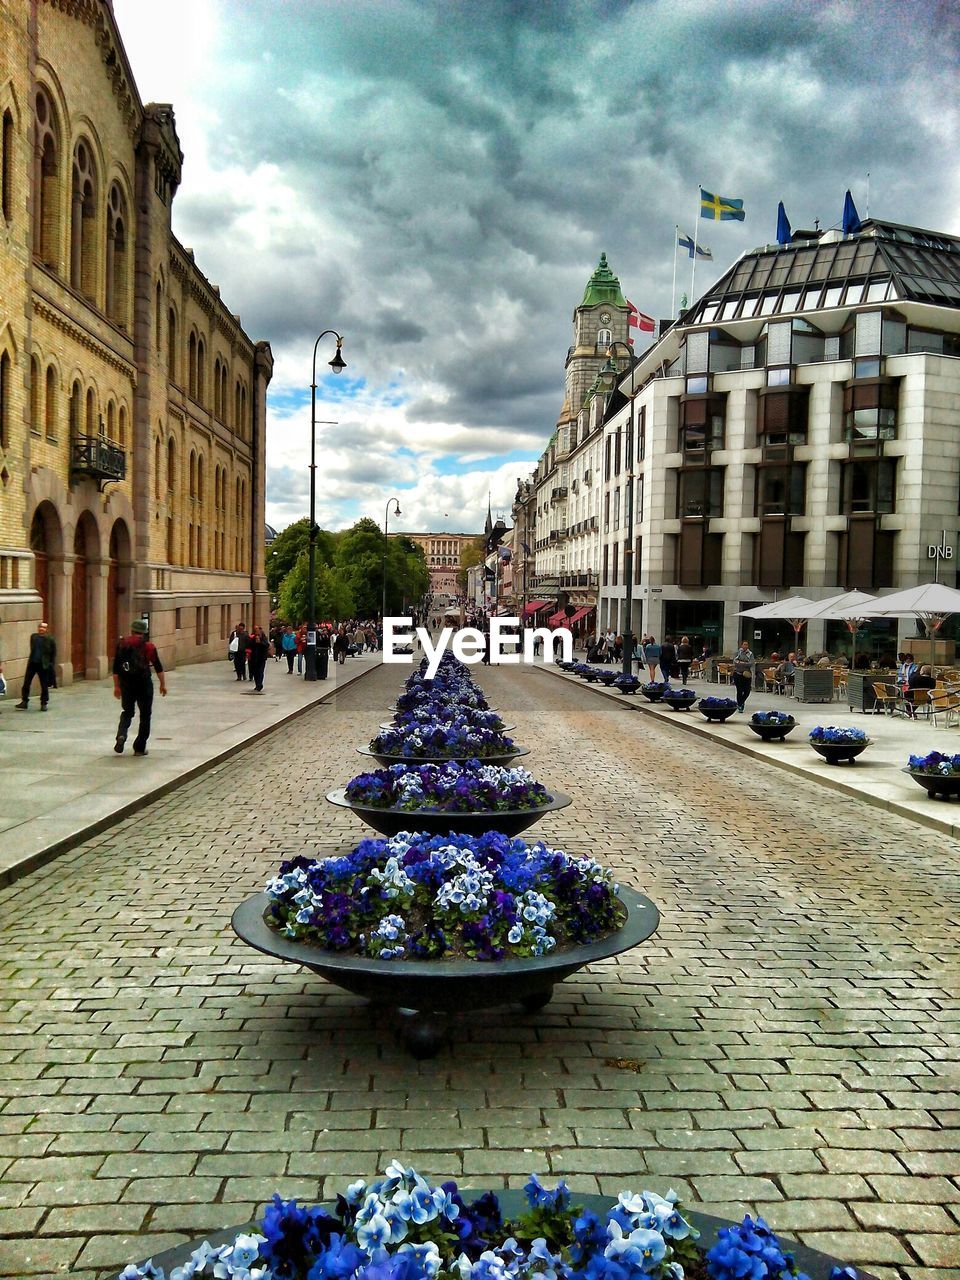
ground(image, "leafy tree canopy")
xmin=276 ymin=550 xmax=355 ymax=625
xmin=267 ymin=518 xmax=336 ymax=595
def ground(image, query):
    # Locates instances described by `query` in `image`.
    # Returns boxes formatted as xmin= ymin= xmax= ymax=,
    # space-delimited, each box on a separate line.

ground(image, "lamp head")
xmin=598 ymin=357 xmax=618 ymax=392
xmin=328 ymin=342 xmax=346 ymax=374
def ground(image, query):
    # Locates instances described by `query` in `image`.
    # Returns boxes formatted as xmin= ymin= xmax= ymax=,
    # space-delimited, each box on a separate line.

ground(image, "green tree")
xmin=332 ymin=518 xmax=431 ymax=618
xmin=457 ymin=536 xmax=486 ymax=596
xmin=267 ymin=518 xmax=336 ymax=596
xmin=277 ymin=550 xmax=355 ymax=624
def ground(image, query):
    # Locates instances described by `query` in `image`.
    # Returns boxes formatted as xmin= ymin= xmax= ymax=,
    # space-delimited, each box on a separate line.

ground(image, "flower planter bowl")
xmin=378 ymin=720 xmax=515 ymax=734
xmin=748 ymin=717 xmax=797 ymax=741
xmin=326 ymin=787 xmax=573 ymax=837
xmin=136 ymin=1188 xmax=878 ymax=1280
xmin=597 ymin=670 xmax=620 ymax=686
xmin=809 ymin=738 xmax=870 ymax=765
xmin=661 ymin=693 xmax=698 ymax=712
xmin=640 ymin=686 xmax=666 ymax=702
xmin=612 ymin=678 xmax=640 ymax=695
xmin=232 ymin=886 xmax=658 ymax=1057
xmin=698 ymin=705 xmax=737 ymax=723
xmin=359 ymin=744 xmax=530 ymax=769
xmin=903 ymin=768 xmax=960 ymax=800
xmin=584 ymin=668 xmax=607 ymax=683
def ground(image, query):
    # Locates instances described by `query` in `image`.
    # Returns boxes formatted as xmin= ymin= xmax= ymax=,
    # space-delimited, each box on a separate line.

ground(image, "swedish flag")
xmin=700 ymin=188 xmax=745 ymax=222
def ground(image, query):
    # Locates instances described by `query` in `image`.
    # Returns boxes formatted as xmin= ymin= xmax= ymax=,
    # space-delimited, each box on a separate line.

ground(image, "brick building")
xmin=0 ymin=0 xmax=272 ymax=684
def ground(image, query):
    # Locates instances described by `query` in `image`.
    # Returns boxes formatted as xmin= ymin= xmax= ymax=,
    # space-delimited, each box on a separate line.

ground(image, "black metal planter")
xmin=640 ymin=686 xmax=666 ymax=702
xmin=903 ymin=768 xmax=960 ymax=800
xmin=809 ymin=739 xmax=870 ymax=765
xmin=325 ymin=788 xmax=573 ymax=837
xmin=359 ymin=744 xmax=530 ymax=769
xmin=232 ymin=886 xmax=658 ymax=1058
xmin=661 ymin=694 xmax=698 ymax=712
xmin=698 ymin=706 xmax=737 ymax=723
xmin=126 ymin=1188 xmax=878 ymax=1280
xmin=748 ymin=718 xmax=797 ymax=741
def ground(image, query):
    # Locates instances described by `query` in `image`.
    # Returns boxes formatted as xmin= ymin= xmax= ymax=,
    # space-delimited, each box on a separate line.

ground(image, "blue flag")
xmin=678 ymin=232 xmax=713 ymax=260
xmin=700 ymin=188 xmax=745 ymax=221
xmin=842 ymin=189 xmax=861 ymax=235
xmin=776 ymin=201 xmax=792 ymax=246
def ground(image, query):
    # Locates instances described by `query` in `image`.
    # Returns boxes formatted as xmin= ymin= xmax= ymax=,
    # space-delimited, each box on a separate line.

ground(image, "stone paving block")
xmin=799 ymin=1231 xmax=914 ymax=1265
xmin=0 ymin=1234 xmax=84 ymax=1276
xmin=852 ymin=1202 xmax=957 ymax=1232
xmin=75 ymin=1232 xmax=191 ymax=1270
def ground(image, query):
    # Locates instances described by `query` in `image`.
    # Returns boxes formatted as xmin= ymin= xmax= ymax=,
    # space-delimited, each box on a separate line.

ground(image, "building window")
xmin=45 ymin=365 xmax=56 ymax=439
xmin=70 ymin=139 xmax=98 ymax=301
xmin=167 ymin=309 xmax=177 ymax=382
xmin=0 ymin=350 xmax=10 ymax=449
xmin=678 ymin=467 xmax=724 ymax=519
xmin=843 ymin=381 xmax=898 ymax=445
xmin=105 ymin=182 xmax=129 ymax=326
xmin=756 ymin=464 xmax=806 ymax=516
xmin=758 ymin=388 xmax=809 ymax=452
xmin=34 ymin=89 xmax=60 ymax=269
xmin=1 ymin=109 xmax=13 ymax=222
xmin=30 ymin=355 xmax=40 ymax=432
xmin=842 ymin=459 xmax=896 ymax=514
xmin=679 ymin=395 xmax=725 ymax=455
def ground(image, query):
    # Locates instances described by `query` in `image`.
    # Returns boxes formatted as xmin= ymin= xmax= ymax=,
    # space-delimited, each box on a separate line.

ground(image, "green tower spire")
xmin=580 ymin=252 xmax=628 ymax=308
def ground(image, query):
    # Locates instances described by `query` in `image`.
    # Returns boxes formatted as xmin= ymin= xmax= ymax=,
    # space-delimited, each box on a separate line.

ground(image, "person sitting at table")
xmin=775 ymin=652 xmax=798 ymax=692
xmin=905 ymin=663 xmax=937 ymax=717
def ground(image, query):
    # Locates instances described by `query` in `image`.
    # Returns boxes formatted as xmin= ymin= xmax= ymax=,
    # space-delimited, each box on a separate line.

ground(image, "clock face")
xmin=599 ymin=311 xmax=612 ymax=324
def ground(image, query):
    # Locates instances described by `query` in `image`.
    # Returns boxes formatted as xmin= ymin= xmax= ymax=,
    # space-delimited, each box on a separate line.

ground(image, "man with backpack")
xmin=113 ymin=619 xmax=167 ymax=756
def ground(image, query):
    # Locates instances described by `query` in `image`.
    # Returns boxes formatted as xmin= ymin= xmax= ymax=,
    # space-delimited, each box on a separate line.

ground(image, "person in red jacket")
xmin=113 ymin=620 xmax=166 ymax=756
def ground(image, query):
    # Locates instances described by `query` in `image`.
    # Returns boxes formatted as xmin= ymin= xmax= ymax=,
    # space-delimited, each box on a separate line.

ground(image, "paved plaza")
xmin=1 ymin=660 xmax=959 ymax=1279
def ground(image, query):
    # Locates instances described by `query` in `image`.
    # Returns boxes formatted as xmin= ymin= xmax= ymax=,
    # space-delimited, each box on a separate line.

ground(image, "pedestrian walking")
xmin=732 ymin=640 xmax=755 ymax=712
xmin=113 ymin=620 xmax=166 ymax=755
xmin=295 ymin=625 xmax=306 ymax=674
xmin=333 ymin=624 xmax=350 ymax=666
xmin=248 ymin=625 xmax=271 ymax=691
xmin=281 ymin=624 xmax=297 ymax=673
xmin=642 ymin=635 xmax=661 ymax=682
xmin=231 ymin=623 xmax=248 ymax=681
xmin=676 ymin=635 xmax=693 ymax=685
xmin=16 ymin=620 xmax=57 ymax=712
xmin=659 ymin=635 xmax=677 ymax=683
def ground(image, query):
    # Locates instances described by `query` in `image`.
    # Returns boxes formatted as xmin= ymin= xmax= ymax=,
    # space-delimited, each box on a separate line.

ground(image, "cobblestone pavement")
xmin=1 ymin=661 xmax=959 ymax=1280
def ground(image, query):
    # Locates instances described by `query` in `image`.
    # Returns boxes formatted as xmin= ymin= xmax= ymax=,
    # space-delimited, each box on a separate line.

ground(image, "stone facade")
xmin=398 ymin=531 xmax=477 ymax=603
xmin=0 ymin=0 xmax=272 ymax=683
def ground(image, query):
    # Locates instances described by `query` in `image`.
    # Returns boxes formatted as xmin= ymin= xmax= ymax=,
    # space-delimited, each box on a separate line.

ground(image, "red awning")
xmin=522 ymin=599 xmax=553 ymax=618
xmin=569 ymin=605 xmax=595 ymax=625
xmin=546 ymin=610 xmax=565 ymax=627
xmin=546 ymin=604 xmax=595 ymax=629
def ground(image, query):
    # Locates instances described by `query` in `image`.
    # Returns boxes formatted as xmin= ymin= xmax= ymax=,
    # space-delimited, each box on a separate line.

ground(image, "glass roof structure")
xmin=683 ymin=220 xmax=960 ymax=327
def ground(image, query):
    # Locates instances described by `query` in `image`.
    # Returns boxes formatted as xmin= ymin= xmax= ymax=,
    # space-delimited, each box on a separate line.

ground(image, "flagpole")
xmin=690 ymin=186 xmax=701 ymax=307
xmin=671 ymin=224 xmax=678 ymax=319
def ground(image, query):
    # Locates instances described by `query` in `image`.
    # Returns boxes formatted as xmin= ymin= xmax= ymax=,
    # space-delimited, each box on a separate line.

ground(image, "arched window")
xmin=235 ymin=378 xmax=241 ymax=431
xmin=69 ymin=379 xmax=82 ymax=438
xmin=197 ymin=453 xmax=204 ymax=505
xmin=155 ymin=435 xmax=161 ymax=498
xmin=85 ymin=386 xmax=96 ymax=435
xmin=45 ymin=365 xmax=56 ymax=439
xmin=188 ymin=331 xmax=197 ymax=398
xmin=0 ymin=350 xmax=10 ymax=450
xmin=197 ymin=336 xmax=205 ymax=404
xmin=34 ymin=88 xmax=60 ymax=269
xmin=155 ymin=281 xmax=162 ymax=352
xmin=70 ymin=139 xmax=98 ymax=300
xmin=2 ymin=109 xmax=13 ymax=223
xmin=105 ymin=183 xmax=129 ymax=325
xmin=213 ymin=357 xmax=221 ymax=418
xmin=106 ymin=399 xmax=115 ymax=440
xmin=220 ymin=363 xmax=228 ymax=424
xmin=167 ymin=308 xmax=177 ymax=381
xmin=189 ymin=448 xmax=196 ymax=497
xmin=597 ymin=328 xmax=612 ymax=349
xmin=30 ymin=355 xmax=41 ymax=432
xmin=118 ymin=404 xmax=127 ymax=450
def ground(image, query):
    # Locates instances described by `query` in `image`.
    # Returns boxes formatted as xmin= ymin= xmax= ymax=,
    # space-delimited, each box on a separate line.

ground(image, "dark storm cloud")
xmin=143 ymin=0 xmax=959 ymax=523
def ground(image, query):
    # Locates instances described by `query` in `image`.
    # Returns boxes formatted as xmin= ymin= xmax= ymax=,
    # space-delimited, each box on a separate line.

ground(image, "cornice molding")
xmin=33 ymin=295 xmax=137 ymax=381
xmin=45 ymin=1 xmax=141 ymax=141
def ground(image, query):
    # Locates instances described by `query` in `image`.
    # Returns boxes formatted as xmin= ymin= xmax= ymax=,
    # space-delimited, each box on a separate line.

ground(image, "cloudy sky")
xmin=113 ymin=0 xmax=959 ymax=536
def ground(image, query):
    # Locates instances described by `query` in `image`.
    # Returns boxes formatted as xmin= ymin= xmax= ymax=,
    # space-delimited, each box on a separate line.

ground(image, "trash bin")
xmin=318 ymin=648 xmax=329 ymax=680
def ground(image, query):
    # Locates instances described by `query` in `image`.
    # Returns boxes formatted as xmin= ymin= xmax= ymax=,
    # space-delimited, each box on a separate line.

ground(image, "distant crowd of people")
xmin=226 ymin=620 xmax=384 ymax=687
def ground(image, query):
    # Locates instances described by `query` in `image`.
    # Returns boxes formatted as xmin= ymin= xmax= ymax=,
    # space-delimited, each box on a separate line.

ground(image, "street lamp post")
xmin=600 ymin=344 xmax=640 ymax=677
xmin=305 ymin=330 xmax=346 ymax=681
xmin=382 ymin=497 xmax=402 ymax=624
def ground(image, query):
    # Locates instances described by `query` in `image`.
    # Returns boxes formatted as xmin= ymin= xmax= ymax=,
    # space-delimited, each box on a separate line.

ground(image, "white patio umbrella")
xmin=796 ymin=590 xmax=880 ymax=667
xmin=736 ymin=597 xmax=816 ymax=650
xmin=837 ymin=582 xmax=960 ymax=669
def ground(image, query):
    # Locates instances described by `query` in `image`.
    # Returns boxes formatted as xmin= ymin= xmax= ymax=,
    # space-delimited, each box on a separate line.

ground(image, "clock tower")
xmin=561 ymin=253 xmax=631 ymax=429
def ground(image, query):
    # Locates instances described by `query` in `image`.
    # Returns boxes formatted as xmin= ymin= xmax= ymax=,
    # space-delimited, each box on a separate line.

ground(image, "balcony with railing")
xmin=71 ymin=435 xmax=126 ymax=485
xmin=550 ymin=486 xmax=568 ymax=504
